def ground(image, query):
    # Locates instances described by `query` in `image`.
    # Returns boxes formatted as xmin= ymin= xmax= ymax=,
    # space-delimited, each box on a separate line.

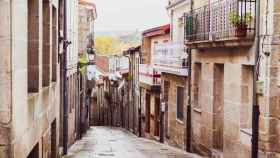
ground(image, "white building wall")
xmin=67 ymin=0 xmax=79 ymax=76
xmin=10 ymin=0 xmax=60 ymax=157
xmin=168 ymin=1 xmax=190 ymax=43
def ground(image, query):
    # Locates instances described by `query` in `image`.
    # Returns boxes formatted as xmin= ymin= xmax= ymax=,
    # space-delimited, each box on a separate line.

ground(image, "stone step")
xmin=211 ymin=149 xmax=223 ymax=158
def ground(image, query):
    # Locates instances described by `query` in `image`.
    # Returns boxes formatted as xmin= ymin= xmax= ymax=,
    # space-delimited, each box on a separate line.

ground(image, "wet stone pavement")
xmin=63 ymin=126 xmax=203 ymax=158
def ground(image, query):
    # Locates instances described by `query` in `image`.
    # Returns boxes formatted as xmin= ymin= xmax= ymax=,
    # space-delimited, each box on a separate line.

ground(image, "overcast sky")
xmin=93 ymin=0 xmax=169 ymax=32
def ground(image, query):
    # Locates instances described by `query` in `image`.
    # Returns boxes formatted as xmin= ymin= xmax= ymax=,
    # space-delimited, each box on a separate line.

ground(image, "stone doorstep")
xmin=211 ymin=149 xmax=224 ymax=158
xmin=240 ymin=128 xmax=252 ymax=147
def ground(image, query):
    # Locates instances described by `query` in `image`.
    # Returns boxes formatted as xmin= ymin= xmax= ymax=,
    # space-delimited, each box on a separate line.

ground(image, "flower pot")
xmin=235 ymin=24 xmax=248 ymax=37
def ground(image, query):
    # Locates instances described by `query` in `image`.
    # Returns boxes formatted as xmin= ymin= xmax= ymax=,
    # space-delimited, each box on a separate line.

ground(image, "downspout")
xmin=186 ymin=48 xmax=192 ymax=152
xmin=125 ymin=55 xmax=131 ymax=130
xmin=251 ymin=0 xmax=261 ymax=157
xmin=63 ymin=0 xmax=69 ymax=155
xmin=186 ymin=0 xmax=194 ymax=152
xmin=132 ymin=53 xmax=135 ymax=134
xmin=9 ymin=1 xmax=13 ymax=157
xmin=77 ymin=65 xmax=81 ymax=139
xmin=139 ymin=87 xmax=142 ymax=137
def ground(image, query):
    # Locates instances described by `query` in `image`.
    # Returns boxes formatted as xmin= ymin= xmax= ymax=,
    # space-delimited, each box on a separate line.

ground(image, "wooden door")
xmin=163 ymin=81 xmax=170 ymax=138
xmin=154 ymin=96 xmax=160 ymax=136
xmin=145 ymin=93 xmax=151 ymax=133
xmin=27 ymin=143 xmax=39 ymax=158
xmin=51 ymin=120 xmax=57 ymax=158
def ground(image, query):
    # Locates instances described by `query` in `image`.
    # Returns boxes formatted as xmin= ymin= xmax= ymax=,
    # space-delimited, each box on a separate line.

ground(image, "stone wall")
xmin=189 ymin=0 xmax=280 ymax=157
xmin=139 ymin=87 xmax=160 ymax=139
xmin=161 ymin=73 xmax=188 ymax=150
xmin=0 ymin=0 xmax=12 ymax=157
xmin=190 ymin=44 xmax=256 ymax=157
xmin=6 ymin=0 xmax=61 ymax=158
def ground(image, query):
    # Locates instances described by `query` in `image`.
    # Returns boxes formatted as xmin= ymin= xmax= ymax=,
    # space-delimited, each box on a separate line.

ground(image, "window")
xmin=176 ymin=86 xmax=184 ymax=121
xmin=193 ymin=63 xmax=202 ymax=109
xmin=52 ymin=6 xmax=57 ymax=82
xmin=213 ymin=64 xmax=224 ymax=150
xmin=43 ymin=0 xmax=51 ymax=87
xmin=28 ymin=0 xmax=39 ymax=93
xmin=240 ymin=65 xmax=253 ymax=129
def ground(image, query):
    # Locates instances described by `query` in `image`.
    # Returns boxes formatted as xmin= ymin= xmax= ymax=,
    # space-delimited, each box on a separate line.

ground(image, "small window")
xmin=28 ymin=0 xmax=40 ymax=93
xmin=42 ymin=0 xmax=51 ymax=87
xmin=177 ymin=86 xmax=184 ymax=121
xmin=193 ymin=63 xmax=202 ymax=109
xmin=52 ymin=6 xmax=57 ymax=82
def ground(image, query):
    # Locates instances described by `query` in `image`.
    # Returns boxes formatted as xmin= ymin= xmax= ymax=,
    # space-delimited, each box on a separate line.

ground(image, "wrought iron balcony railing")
xmin=139 ymin=64 xmax=161 ymax=85
xmin=184 ymin=0 xmax=255 ymax=43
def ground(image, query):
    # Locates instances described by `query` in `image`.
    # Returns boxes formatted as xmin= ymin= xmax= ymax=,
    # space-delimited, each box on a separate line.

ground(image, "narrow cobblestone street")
xmin=64 ymin=126 xmax=202 ymax=158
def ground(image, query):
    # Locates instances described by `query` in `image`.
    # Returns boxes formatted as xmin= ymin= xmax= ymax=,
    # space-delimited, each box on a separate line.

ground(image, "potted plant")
xmin=229 ymin=12 xmax=252 ymax=37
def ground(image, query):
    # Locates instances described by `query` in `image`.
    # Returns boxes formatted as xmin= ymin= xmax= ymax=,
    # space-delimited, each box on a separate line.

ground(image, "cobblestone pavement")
xmin=63 ymin=126 xmax=203 ymax=158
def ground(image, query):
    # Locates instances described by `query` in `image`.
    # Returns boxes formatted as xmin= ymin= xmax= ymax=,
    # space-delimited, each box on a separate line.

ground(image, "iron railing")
xmin=152 ymin=43 xmax=188 ymax=68
xmin=139 ymin=64 xmax=161 ymax=85
xmin=184 ymin=0 xmax=255 ymax=42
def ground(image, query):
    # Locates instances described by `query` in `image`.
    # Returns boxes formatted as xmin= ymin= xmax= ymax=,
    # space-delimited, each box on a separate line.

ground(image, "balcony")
xmin=152 ymin=43 xmax=188 ymax=76
xmin=184 ymin=0 xmax=256 ymax=48
xmin=139 ymin=64 xmax=161 ymax=86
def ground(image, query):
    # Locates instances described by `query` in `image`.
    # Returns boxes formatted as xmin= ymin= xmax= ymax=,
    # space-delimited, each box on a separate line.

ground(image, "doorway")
xmin=213 ymin=64 xmax=224 ymax=150
xmin=163 ymin=81 xmax=170 ymax=138
xmin=27 ymin=143 xmax=39 ymax=158
xmin=51 ymin=120 xmax=57 ymax=158
xmin=145 ymin=93 xmax=151 ymax=133
xmin=154 ymin=96 xmax=160 ymax=137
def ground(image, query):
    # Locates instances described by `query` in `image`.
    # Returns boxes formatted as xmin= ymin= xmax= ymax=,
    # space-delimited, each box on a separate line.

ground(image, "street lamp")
xmin=87 ymin=47 xmax=96 ymax=65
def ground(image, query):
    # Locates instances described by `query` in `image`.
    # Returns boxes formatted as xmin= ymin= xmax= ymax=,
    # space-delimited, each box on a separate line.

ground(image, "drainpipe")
xmin=186 ymin=0 xmax=194 ymax=152
xmin=77 ymin=65 xmax=81 ymax=140
xmin=132 ymin=54 xmax=135 ymax=134
xmin=125 ymin=55 xmax=131 ymax=130
xmin=139 ymin=87 xmax=142 ymax=137
xmin=251 ymin=0 xmax=261 ymax=157
xmin=62 ymin=0 xmax=70 ymax=155
xmin=186 ymin=48 xmax=192 ymax=152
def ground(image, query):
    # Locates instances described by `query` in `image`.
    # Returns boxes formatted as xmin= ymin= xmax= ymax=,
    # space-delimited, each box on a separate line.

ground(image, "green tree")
xmin=95 ymin=36 xmax=120 ymax=55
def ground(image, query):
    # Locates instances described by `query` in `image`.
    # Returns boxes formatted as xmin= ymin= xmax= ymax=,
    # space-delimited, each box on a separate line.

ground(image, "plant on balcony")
xmin=229 ymin=12 xmax=252 ymax=37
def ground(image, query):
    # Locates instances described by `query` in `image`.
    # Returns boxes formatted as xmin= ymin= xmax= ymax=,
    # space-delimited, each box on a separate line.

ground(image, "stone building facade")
xmin=93 ymin=55 xmax=130 ymax=127
xmin=59 ymin=0 xmax=80 ymax=152
xmin=123 ymin=46 xmax=141 ymax=134
xmin=140 ymin=25 xmax=170 ymax=140
xmin=182 ymin=0 xmax=280 ymax=157
xmin=150 ymin=0 xmax=190 ymax=150
xmin=0 ymin=0 xmax=60 ymax=157
xmin=77 ymin=0 xmax=97 ymax=137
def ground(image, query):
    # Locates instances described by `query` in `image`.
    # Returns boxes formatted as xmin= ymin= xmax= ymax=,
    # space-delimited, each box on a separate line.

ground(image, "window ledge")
xmin=240 ymin=128 xmax=252 ymax=146
xmin=41 ymin=86 xmax=50 ymax=92
xmin=240 ymin=128 xmax=252 ymax=136
xmin=176 ymin=119 xmax=184 ymax=125
xmin=185 ymin=37 xmax=254 ymax=49
xmin=28 ymin=92 xmax=39 ymax=99
xmin=193 ymin=107 xmax=202 ymax=113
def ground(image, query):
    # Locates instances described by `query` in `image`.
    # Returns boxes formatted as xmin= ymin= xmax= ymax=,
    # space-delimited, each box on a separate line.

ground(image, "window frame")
xmin=176 ymin=86 xmax=184 ymax=121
